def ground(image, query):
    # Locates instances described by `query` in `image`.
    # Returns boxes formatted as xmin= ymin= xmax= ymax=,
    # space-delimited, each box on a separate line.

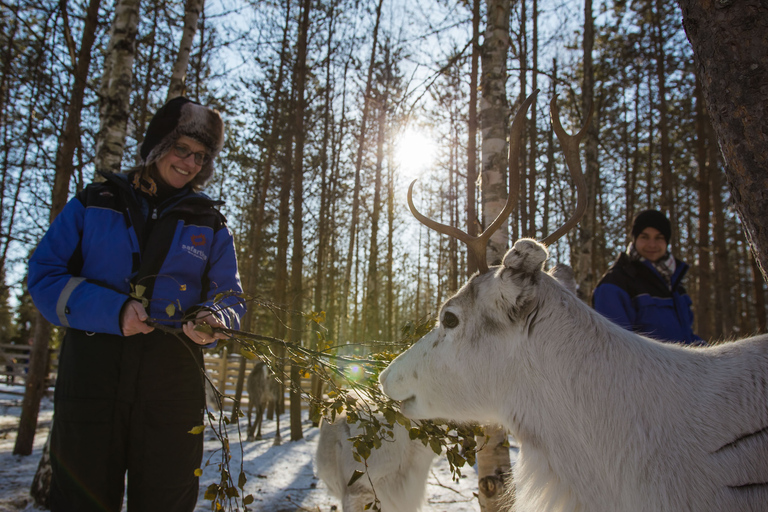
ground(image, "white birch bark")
xmin=166 ymin=0 xmax=205 ymax=100
xmin=94 ymin=0 xmax=141 ymax=176
xmin=477 ymin=0 xmax=513 ymax=510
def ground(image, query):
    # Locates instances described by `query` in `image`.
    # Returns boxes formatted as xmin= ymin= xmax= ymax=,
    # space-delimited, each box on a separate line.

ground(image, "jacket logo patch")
xmin=182 ymin=234 xmax=208 ymax=261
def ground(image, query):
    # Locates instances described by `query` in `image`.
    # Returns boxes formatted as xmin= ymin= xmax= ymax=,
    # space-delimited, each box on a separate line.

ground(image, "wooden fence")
xmin=0 ymin=343 xmax=58 ymax=390
xmin=203 ymin=352 xmax=311 ymax=412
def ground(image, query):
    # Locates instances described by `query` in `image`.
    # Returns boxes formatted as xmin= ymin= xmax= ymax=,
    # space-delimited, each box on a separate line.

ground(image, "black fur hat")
xmin=631 ymin=209 xmax=671 ymax=242
xmin=140 ymin=97 xmax=224 ymax=190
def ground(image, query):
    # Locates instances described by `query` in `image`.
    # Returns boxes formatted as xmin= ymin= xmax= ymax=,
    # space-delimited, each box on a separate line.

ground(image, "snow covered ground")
xmin=0 ymin=383 xmax=500 ymax=512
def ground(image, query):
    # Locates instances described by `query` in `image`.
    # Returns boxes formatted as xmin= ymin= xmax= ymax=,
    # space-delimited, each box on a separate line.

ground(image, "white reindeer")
xmin=246 ymin=361 xmax=281 ymax=443
xmin=379 ymin=93 xmax=768 ymax=512
xmin=315 ymin=412 xmax=436 ymax=512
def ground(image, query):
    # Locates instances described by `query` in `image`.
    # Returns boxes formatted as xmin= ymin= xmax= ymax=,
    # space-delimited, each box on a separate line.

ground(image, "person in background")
xmin=28 ymin=97 xmax=245 ymax=511
xmin=592 ymin=209 xmax=704 ymax=346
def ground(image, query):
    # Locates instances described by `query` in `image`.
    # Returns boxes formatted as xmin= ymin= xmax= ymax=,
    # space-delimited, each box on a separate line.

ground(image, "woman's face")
xmin=635 ymin=227 xmax=668 ymax=262
xmin=154 ymin=135 xmax=207 ymax=189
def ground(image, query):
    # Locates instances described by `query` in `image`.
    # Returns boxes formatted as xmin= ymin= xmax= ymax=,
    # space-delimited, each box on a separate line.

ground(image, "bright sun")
xmin=394 ymin=127 xmax=437 ymax=181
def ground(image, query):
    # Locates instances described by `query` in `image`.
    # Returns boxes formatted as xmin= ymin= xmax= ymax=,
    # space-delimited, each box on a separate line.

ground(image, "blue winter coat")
xmin=592 ymin=253 xmax=703 ymax=345
xmin=28 ymin=172 xmax=244 ymax=336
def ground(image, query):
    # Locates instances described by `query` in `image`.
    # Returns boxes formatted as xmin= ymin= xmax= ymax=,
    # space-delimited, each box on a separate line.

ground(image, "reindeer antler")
xmin=541 ymin=95 xmax=592 ymax=245
xmin=408 ymin=91 xmax=591 ymax=273
xmin=408 ymin=91 xmax=538 ymax=274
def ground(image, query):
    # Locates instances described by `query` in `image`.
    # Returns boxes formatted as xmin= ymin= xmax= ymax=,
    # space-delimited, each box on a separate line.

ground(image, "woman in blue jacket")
xmin=28 ymin=97 xmax=245 ymax=512
xmin=592 ymin=209 xmax=703 ymax=346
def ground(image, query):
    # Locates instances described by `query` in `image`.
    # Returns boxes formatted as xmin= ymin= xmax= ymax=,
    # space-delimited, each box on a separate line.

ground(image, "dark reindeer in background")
xmin=246 ymin=361 xmax=281 ymax=444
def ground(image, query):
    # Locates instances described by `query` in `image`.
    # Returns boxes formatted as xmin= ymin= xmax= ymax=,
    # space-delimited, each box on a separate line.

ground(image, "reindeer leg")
xmin=273 ymin=403 xmax=281 ymax=446
xmin=246 ymin=403 xmax=255 ymax=442
xmin=255 ymin=404 xmax=264 ymax=440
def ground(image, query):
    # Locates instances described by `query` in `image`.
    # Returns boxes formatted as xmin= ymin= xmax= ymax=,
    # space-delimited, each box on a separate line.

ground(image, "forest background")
xmin=2 ymin=0 xmax=768 ymax=460
xmin=3 ymin=0 xmax=768 ymax=507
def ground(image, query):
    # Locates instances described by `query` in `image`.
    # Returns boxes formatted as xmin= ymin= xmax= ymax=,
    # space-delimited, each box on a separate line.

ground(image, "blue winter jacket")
xmin=28 ymin=172 xmax=244 ymax=336
xmin=592 ymin=253 xmax=703 ymax=345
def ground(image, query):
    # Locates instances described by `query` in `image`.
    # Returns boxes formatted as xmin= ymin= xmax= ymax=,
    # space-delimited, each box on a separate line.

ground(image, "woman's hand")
xmin=183 ymin=309 xmax=228 ymax=346
xmin=120 ymin=300 xmax=155 ymax=336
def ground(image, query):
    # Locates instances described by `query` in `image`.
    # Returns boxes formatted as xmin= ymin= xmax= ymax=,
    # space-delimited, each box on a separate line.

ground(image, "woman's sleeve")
xmin=27 ymin=197 xmax=128 ymax=335
xmin=200 ymin=223 xmax=245 ymax=330
xmin=593 ymin=282 xmax=636 ymax=332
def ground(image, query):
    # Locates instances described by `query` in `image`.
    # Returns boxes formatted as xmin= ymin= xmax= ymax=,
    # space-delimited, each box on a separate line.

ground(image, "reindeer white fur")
xmin=315 ymin=413 xmax=436 ymax=512
xmin=380 ymin=239 xmax=768 ymax=512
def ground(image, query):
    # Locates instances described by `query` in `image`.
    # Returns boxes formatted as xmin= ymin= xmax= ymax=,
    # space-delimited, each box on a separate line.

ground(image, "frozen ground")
xmin=0 ymin=383 xmax=496 ymax=512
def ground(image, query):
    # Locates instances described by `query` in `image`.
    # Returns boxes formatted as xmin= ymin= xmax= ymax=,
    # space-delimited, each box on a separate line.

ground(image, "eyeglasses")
xmin=172 ymin=144 xmax=210 ymax=166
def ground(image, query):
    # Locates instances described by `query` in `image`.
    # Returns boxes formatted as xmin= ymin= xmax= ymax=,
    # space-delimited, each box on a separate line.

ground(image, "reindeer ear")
xmin=502 ymin=239 xmax=548 ymax=274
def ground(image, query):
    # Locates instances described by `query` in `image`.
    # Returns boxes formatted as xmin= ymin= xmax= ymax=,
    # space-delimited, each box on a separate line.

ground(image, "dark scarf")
xmin=626 ymin=242 xmax=676 ymax=289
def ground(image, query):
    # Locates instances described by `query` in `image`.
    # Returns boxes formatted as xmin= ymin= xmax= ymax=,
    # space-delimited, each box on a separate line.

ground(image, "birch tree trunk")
xmin=94 ymin=0 xmax=141 ymax=176
xmin=166 ymin=0 xmax=204 ymax=100
xmin=477 ymin=0 xmax=513 ymax=509
xmin=678 ymin=0 xmax=768 ymax=282
xmin=480 ymin=0 xmax=510 ymax=264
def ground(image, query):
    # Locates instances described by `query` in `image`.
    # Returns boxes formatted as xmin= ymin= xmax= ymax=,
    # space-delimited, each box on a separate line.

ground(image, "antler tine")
xmin=407 ymin=180 xmax=489 ymax=273
xmin=541 ymin=95 xmax=593 ymax=246
xmin=407 ymin=90 xmax=538 ymax=274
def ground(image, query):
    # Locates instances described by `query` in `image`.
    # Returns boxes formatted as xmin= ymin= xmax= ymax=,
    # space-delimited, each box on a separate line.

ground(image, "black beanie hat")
xmin=140 ymin=96 xmax=224 ymax=190
xmin=631 ymin=209 xmax=671 ymax=242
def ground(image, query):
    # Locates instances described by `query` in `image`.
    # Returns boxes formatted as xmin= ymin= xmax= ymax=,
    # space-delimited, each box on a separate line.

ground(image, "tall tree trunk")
xmin=477 ymin=0 xmax=513 ymax=509
xmin=232 ymin=0 xmax=292 ymax=415
xmin=694 ymin=76 xmax=712 ymax=340
xmin=576 ymin=0 xmax=599 ymax=303
xmin=94 ymin=0 xmax=141 ymax=176
xmin=385 ymin=143 xmax=395 ymax=339
xmin=310 ymin=0 xmax=337 ymax=422
xmin=654 ymin=0 xmax=674 ymax=220
xmin=166 ymin=0 xmax=205 ymax=100
xmin=466 ymin=0 xmax=480 ymax=276
xmin=16 ymin=0 xmax=102 ymax=459
xmin=542 ymin=59 xmax=557 ymax=235
xmin=364 ymin=88 xmax=387 ymax=340
xmin=678 ymin=0 xmax=768 ymax=282
xmin=527 ymin=0 xmax=539 ymax=238
xmin=481 ymin=0 xmax=510 ymax=264
xmin=339 ymin=0 xmax=383 ymax=341
xmin=288 ymin=0 xmax=310 ymax=442
xmin=709 ymin=127 xmax=733 ymax=338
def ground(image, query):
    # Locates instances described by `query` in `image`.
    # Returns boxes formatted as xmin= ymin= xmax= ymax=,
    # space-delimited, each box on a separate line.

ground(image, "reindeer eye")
xmin=442 ymin=312 xmax=459 ymax=328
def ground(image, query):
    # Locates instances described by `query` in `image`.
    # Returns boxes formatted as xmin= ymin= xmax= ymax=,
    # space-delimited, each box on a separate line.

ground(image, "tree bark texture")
xmin=480 ymin=0 xmax=510 ymax=265
xmin=94 ymin=0 xmax=141 ymax=176
xmin=466 ymin=0 xmax=480 ymax=276
xmin=167 ymin=0 xmax=204 ymax=100
xmin=477 ymin=0 xmax=513 ymax=509
xmin=339 ymin=0 xmax=382 ymax=341
xmin=577 ymin=0 xmax=599 ymax=303
xmin=289 ymin=0 xmax=311 ymax=442
xmin=678 ymin=0 xmax=768 ymax=282
xmin=15 ymin=0 xmax=102 ymax=457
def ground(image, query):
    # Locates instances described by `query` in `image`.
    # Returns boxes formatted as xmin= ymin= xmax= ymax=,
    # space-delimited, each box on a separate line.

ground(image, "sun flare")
xmin=394 ymin=127 xmax=437 ymax=181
